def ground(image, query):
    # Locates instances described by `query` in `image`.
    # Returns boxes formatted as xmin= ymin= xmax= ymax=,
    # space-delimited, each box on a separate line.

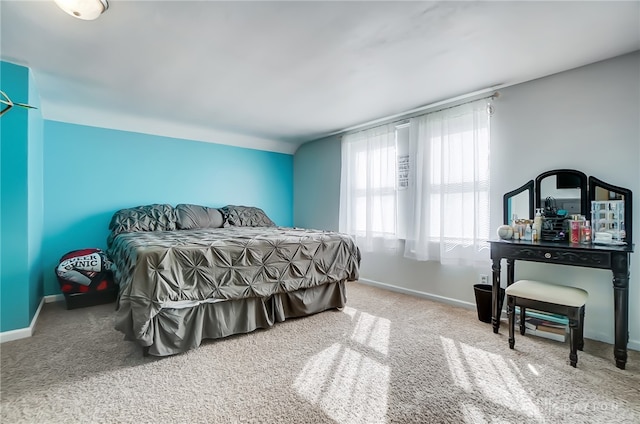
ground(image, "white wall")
xmin=293 ymin=134 xmax=342 ymax=232
xmin=294 ymin=52 xmax=640 ymax=349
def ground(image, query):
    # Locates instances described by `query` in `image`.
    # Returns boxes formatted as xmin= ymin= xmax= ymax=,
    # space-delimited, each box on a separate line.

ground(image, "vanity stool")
xmin=505 ymin=279 xmax=588 ymax=367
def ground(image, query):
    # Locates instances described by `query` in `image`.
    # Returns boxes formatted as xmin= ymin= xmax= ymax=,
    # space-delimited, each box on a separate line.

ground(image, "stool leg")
xmin=569 ymin=317 xmax=579 ymax=367
xmin=578 ymin=306 xmax=585 ymax=351
xmin=507 ymin=296 xmax=515 ymax=349
xmin=519 ymin=305 xmax=526 ymax=335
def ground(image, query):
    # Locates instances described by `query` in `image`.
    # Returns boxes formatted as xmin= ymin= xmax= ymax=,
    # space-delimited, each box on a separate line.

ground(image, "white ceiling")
xmin=2 ymin=1 xmax=639 ymax=154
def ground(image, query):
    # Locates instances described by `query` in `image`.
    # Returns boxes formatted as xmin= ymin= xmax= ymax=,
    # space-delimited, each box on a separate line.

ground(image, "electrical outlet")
xmin=480 ymin=274 xmax=489 ymax=284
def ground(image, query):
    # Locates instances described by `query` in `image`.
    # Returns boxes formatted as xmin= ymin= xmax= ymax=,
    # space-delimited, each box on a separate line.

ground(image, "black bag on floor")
xmin=56 ymin=248 xmax=117 ymax=309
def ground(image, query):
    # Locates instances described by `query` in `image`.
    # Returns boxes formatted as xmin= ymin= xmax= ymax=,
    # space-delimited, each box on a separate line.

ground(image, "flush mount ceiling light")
xmin=54 ymin=0 xmax=109 ymax=20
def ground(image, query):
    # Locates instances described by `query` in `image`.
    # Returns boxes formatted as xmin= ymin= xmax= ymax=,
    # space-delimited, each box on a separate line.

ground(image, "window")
xmin=424 ymin=126 xmax=490 ymax=244
xmin=340 ymin=99 xmax=491 ymax=265
xmin=339 ymin=124 xmax=398 ymax=250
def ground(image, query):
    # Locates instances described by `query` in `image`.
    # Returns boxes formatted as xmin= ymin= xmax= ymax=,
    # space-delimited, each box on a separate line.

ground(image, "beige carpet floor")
xmin=1 ymin=281 xmax=639 ymax=423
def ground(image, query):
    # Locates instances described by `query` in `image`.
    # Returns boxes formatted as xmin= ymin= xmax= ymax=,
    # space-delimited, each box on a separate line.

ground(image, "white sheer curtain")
xmin=339 ymin=124 xmax=398 ymax=252
xmin=404 ymin=100 xmax=491 ymax=265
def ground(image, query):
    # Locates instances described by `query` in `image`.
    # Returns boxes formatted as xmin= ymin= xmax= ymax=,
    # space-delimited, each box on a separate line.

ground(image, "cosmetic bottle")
xmin=524 ymin=224 xmax=532 ymax=241
xmin=533 ymin=209 xmax=543 ymax=241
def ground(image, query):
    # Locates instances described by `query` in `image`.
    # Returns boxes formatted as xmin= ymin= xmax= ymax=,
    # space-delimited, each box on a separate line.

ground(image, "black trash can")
xmin=474 ymin=284 xmax=505 ymax=323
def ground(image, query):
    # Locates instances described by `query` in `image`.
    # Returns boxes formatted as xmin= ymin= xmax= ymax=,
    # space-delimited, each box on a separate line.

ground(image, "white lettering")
xmin=58 ymin=253 xmax=102 ymax=273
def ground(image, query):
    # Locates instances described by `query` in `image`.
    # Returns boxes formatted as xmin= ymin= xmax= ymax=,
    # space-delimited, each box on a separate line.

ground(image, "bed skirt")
xmin=120 ymin=280 xmax=347 ymax=356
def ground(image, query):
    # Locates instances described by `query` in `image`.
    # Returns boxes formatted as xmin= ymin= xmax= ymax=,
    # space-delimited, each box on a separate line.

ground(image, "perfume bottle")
xmin=581 ymin=221 xmax=592 ymax=244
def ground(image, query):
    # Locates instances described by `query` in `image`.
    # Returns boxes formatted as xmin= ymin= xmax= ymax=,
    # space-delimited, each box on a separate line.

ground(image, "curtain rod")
xmin=329 ymin=89 xmax=500 ymax=138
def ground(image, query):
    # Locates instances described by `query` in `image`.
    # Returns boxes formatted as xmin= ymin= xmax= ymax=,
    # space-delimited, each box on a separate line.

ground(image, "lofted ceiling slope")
xmin=1 ymin=1 xmax=639 ymax=154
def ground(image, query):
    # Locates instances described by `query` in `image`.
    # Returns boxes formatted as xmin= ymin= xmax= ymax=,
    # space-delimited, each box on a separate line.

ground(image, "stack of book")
xmin=515 ymin=307 xmax=569 ymax=342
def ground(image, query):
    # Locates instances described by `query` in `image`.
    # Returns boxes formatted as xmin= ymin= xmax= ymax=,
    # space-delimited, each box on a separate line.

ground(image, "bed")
xmin=107 ymin=204 xmax=360 ymax=356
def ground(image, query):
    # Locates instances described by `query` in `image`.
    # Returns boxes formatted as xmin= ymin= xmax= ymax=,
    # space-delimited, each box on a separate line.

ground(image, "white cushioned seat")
xmin=506 ymin=279 xmax=589 ymax=367
xmin=505 ymin=279 xmax=588 ymax=307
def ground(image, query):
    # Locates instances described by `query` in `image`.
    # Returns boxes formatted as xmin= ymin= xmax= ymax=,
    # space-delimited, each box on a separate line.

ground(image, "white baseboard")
xmin=356 ymin=278 xmax=640 ymax=352
xmin=357 ymin=278 xmax=477 ymax=310
xmin=0 ymin=294 xmax=64 ymax=343
xmin=0 ymin=297 xmax=44 ymax=343
xmin=45 ymin=294 xmax=65 ymax=303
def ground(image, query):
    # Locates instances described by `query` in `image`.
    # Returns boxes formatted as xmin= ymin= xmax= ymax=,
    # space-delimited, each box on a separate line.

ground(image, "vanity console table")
xmin=497 ymin=169 xmax=634 ymax=369
xmin=490 ymin=239 xmax=634 ymax=369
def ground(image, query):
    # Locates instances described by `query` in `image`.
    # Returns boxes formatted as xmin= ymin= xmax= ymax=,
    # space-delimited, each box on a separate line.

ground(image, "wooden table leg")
xmin=492 ymin=258 xmax=501 ymax=333
xmin=506 ymin=258 xmax=515 ymax=287
xmin=612 ymin=252 xmax=629 ymax=370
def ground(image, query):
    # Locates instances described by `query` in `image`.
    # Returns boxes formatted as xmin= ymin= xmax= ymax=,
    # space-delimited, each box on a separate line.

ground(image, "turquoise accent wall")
xmin=0 ymin=61 xmax=44 ymax=332
xmin=1 ymin=61 xmax=30 ymax=331
xmin=42 ymin=121 xmax=293 ymax=295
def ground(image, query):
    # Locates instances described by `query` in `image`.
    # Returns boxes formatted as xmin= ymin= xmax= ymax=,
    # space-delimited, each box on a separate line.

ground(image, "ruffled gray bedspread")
xmin=109 ymin=227 xmax=360 ymax=350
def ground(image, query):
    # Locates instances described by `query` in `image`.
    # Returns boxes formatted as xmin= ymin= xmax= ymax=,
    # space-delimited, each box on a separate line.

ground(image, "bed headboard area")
xmin=107 ymin=204 xmax=276 ymax=247
xmin=107 ymin=204 xmax=177 ymax=246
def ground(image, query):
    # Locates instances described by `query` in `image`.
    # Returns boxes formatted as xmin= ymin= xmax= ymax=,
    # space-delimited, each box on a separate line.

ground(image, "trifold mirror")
xmin=535 ymin=169 xmax=588 ymax=218
xmin=503 ymin=170 xmax=633 ymax=245
xmin=503 ymin=180 xmax=533 ymax=225
xmin=589 ymin=176 xmax=633 ymax=246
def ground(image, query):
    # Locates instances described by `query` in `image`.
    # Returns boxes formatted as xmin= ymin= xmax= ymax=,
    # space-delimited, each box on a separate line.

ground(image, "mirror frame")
xmin=535 ymin=169 xmax=588 ymax=217
xmin=503 ymin=180 xmax=534 ymax=225
xmin=502 ymin=170 xmax=633 ymax=246
xmin=588 ymin=176 xmax=633 ymax=245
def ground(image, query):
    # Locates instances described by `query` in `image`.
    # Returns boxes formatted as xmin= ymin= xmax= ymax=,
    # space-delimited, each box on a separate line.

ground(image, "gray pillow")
xmin=220 ymin=205 xmax=276 ymax=227
xmin=175 ymin=204 xmax=224 ymax=230
xmin=107 ymin=204 xmax=177 ymax=246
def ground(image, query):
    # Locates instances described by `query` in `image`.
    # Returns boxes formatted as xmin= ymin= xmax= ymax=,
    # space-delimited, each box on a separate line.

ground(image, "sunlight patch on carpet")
xmin=293 ymin=343 xmax=390 ymax=423
xmin=350 ymin=310 xmax=390 ymax=355
xmin=440 ymin=336 xmax=472 ymax=391
xmin=293 ymin=307 xmax=391 ymax=423
xmin=460 ymin=403 xmax=488 ymax=424
xmin=441 ymin=335 xmax=544 ymax=420
xmin=292 ymin=343 xmax=342 ymax=404
xmin=460 ymin=343 xmax=542 ymax=419
xmin=342 ymin=306 xmax=357 ymax=318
